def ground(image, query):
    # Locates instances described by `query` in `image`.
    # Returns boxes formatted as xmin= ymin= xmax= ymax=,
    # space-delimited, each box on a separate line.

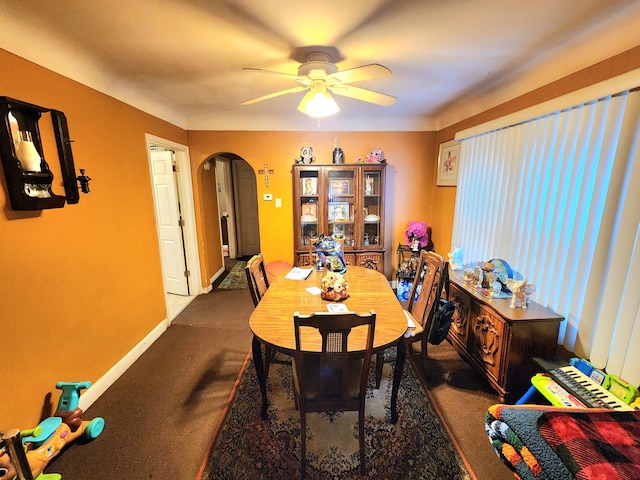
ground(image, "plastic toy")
xmin=0 ymin=381 xmax=104 ymax=480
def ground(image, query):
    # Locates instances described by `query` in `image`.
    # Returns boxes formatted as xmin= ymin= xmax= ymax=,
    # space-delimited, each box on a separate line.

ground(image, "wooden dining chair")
xmin=375 ymin=250 xmax=447 ymax=388
xmin=245 ymin=253 xmax=290 ymax=375
xmin=293 ymin=310 xmax=376 ymax=478
xmin=245 ymin=253 xmax=270 ymax=307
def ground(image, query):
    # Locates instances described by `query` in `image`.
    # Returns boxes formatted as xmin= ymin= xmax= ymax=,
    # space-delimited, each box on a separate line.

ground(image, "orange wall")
xmin=0 ymin=49 xmax=187 ymax=428
xmin=187 ymin=131 xmax=437 ymax=278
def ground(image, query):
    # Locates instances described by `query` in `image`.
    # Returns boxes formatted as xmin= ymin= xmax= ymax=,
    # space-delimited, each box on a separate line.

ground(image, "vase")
xmin=16 ymin=131 xmax=42 ymax=172
xmin=410 ymin=238 xmax=420 ymax=251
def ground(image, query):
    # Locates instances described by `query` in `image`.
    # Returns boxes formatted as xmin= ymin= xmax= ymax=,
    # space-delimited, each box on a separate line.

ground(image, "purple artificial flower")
xmin=405 ymin=221 xmax=430 ymax=248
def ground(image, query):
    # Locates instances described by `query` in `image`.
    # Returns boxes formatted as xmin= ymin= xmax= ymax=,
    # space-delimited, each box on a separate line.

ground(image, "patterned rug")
xmin=218 ymin=261 xmax=248 ymax=290
xmin=198 ymin=352 xmax=472 ymax=480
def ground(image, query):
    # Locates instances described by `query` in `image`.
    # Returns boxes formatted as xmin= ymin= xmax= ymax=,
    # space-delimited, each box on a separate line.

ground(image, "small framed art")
xmin=437 ymin=140 xmax=460 ymax=187
xmin=328 ymin=202 xmax=350 ymax=222
xmin=329 ymin=179 xmax=351 ymax=196
xmin=301 ymin=202 xmax=317 ymax=220
xmin=302 ymin=177 xmax=317 ymax=196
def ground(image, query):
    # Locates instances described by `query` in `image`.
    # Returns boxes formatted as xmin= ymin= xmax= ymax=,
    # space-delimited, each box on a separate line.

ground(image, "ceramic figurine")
xmin=448 ymin=247 xmax=464 ymax=270
xmin=505 ymin=278 xmax=536 ymax=308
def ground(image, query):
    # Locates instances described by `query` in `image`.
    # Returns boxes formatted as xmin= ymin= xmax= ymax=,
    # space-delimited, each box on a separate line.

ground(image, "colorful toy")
xmin=0 ymin=381 xmax=104 ymax=480
xmin=366 ymin=147 xmax=386 ymax=163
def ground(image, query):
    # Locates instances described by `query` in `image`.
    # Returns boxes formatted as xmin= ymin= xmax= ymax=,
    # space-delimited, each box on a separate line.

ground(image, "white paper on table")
xmin=306 ymin=286 xmax=322 ymax=295
xmin=285 ymin=267 xmax=313 ymax=280
xmin=326 ymin=303 xmax=349 ymax=312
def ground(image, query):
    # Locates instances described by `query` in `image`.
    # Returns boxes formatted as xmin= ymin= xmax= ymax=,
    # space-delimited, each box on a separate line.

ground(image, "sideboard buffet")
xmin=447 ymin=270 xmax=564 ymax=402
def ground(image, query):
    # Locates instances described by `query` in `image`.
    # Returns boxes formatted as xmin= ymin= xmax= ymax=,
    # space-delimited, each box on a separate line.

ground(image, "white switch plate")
xmin=275 ymin=198 xmax=282 ymax=208
xmin=263 ymin=193 xmax=273 ymax=201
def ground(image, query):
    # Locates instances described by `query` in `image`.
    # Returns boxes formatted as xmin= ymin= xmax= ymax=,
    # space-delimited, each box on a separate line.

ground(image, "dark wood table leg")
xmin=390 ymin=339 xmax=406 ymax=424
xmin=252 ymin=335 xmax=268 ymax=420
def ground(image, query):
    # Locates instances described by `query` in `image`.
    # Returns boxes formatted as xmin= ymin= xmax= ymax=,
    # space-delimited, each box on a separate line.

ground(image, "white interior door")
xmin=150 ymin=149 xmax=189 ymax=295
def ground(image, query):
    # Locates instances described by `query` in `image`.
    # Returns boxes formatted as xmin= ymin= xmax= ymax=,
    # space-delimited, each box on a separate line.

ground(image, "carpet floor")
xmin=46 ymin=259 xmax=515 ymax=479
xmin=199 ymin=356 xmax=471 ymax=479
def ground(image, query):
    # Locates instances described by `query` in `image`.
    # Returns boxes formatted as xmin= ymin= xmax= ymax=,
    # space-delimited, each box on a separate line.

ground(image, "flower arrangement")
xmin=405 ymin=220 xmax=431 ymax=250
xmin=321 ymin=270 xmax=349 ymax=301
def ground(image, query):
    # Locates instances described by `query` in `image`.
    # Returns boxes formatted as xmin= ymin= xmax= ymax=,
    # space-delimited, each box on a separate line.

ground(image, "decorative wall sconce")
xmin=77 ymin=169 xmax=91 ymax=194
xmin=0 ymin=96 xmax=91 ymax=210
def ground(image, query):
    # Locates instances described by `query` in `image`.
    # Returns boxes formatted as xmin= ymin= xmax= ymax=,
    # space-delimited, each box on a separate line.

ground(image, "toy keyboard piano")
xmin=524 ymin=357 xmax=639 ymax=410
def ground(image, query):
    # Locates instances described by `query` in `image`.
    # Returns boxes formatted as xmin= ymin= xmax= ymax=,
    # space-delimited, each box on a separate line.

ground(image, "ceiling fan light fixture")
xmin=297 ymin=83 xmax=339 ymax=118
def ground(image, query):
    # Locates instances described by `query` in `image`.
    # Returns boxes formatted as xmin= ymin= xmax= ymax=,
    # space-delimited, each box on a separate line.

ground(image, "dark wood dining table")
xmin=249 ymin=266 xmax=407 ymax=423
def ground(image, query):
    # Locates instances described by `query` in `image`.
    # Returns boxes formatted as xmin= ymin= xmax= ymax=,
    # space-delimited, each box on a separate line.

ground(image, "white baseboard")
xmin=78 ymin=269 xmax=226 ymax=411
xmin=78 ymin=318 xmax=170 ymax=411
xmin=210 ymin=265 xmax=225 ymax=285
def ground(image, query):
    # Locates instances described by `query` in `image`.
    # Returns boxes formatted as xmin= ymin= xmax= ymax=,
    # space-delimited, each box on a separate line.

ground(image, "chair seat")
xmin=265 ymin=260 xmax=292 ymax=283
xmin=403 ymin=309 xmax=424 ymax=338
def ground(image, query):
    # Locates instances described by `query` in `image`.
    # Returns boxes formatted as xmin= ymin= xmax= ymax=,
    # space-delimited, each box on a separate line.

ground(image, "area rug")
xmin=198 ymin=352 xmax=473 ymax=480
xmin=218 ymin=261 xmax=248 ymax=289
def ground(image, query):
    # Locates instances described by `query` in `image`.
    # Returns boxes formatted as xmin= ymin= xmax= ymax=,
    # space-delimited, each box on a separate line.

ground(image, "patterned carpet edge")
xmin=217 ymin=261 xmax=248 ymax=289
xmin=197 ymin=350 xmax=475 ymax=480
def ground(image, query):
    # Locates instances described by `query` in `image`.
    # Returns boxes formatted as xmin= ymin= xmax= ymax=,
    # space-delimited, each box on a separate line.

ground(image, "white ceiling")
xmin=1 ymin=0 xmax=639 ymax=131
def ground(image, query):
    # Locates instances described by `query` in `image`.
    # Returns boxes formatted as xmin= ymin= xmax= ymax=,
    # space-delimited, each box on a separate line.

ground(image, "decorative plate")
xmin=488 ymin=258 xmax=512 ymax=283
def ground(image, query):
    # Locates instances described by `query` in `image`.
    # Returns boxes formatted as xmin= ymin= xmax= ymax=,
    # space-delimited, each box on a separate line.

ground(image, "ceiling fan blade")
xmin=242 ymin=67 xmax=300 ymax=81
xmin=326 ymin=64 xmax=392 ymax=85
xmin=329 ymin=84 xmax=396 ymax=107
xmin=240 ymin=86 xmax=308 ymax=105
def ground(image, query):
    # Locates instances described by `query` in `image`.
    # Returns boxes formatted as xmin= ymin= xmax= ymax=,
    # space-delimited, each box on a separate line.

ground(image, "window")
xmin=452 ymin=87 xmax=640 ymax=385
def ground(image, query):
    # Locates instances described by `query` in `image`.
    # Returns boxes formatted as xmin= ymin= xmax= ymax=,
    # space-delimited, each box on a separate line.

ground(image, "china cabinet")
xmin=293 ymin=164 xmax=386 ymax=272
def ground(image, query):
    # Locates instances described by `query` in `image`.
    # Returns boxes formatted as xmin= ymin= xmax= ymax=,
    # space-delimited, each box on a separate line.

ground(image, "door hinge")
xmin=178 ymin=218 xmax=185 ymax=227
xmin=172 ymin=162 xmax=179 ymax=172
xmin=184 ymin=270 xmax=190 ymax=277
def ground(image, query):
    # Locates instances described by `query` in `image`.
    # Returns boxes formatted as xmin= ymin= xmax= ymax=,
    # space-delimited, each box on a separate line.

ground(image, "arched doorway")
xmin=213 ymin=153 xmax=261 ymax=259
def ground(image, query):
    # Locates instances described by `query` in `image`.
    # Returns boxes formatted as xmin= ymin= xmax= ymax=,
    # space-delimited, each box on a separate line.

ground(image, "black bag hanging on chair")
xmin=427 ymin=265 xmax=455 ymax=345
xmin=428 ymin=298 xmax=456 ymax=345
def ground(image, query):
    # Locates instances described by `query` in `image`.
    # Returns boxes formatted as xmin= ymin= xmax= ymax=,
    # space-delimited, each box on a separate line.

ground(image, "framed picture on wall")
xmin=437 ymin=140 xmax=460 ymax=186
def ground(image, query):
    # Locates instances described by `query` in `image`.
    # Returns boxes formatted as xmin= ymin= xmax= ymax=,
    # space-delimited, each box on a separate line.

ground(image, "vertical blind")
xmin=452 ymin=88 xmax=640 ymax=385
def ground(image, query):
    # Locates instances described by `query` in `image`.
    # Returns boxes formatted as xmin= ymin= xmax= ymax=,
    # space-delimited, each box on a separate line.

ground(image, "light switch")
xmin=263 ymin=193 xmax=273 ymax=201
xmin=275 ymin=198 xmax=282 ymax=208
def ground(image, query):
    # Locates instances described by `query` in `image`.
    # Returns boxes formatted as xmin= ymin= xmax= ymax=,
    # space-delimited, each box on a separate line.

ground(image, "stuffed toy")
xmin=366 ymin=147 xmax=386 ymax=163
xmin=296 ymin=146 xmax=315 ymax=164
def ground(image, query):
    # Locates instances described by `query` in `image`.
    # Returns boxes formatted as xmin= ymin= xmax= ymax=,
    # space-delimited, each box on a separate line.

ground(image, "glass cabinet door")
xmin=361 ymin=168 xmax=383 ymax=249
xmin=298 ymin=169 xmax=320 ymax=249
xmin=326 ymin=168 xmax=356 ymax=250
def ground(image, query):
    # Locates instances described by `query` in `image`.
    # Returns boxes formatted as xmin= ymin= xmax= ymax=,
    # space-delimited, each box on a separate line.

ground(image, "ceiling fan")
xmin=240 ymin=46 xmax=396 ymax=117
